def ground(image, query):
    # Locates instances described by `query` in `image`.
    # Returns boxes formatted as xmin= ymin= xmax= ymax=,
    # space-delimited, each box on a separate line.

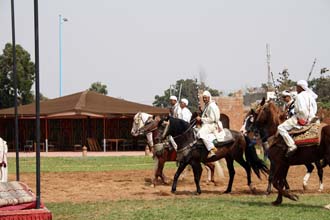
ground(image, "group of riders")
xmin=167 ymin=79 xmax=319 ymax=159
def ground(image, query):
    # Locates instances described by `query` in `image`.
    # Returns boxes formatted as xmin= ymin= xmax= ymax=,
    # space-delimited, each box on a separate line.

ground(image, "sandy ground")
xmin=8 ymin=163 xmax=330 ymax=203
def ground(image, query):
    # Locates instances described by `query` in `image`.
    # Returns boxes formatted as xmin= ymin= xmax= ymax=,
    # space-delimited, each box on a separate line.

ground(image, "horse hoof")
xmin=272 ymin=200 xmax=281 ymax=206
xmin=265 ymin=191 xmax=271 ymax=195
xmin=150 ymin=184 xmax=155 ymax=188
xmin=303 ymin=184 xmax=308 ymax=191
xmin=195 ymin=191 xmax=201 ymax=195
xmin=171 ymin=189 xmax=176 ymax=194
xmin=223 ymin=190 xmax=231 ymax=194
xmin=291 ymin=194 xmax=299 ymax=201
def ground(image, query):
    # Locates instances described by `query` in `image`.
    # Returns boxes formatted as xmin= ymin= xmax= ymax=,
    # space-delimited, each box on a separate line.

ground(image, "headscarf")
xmin=281 ymin=90 xmax=291 ymax=97
xmin=202 ymin=90 xmax=211 ymax=98
xmin=169 ymin=95 xmax=177 ymax=101
xmin=297 ymin=80 xmax=318 ymax=99
xmin=180 ymin=98 xmax=188 ymax=106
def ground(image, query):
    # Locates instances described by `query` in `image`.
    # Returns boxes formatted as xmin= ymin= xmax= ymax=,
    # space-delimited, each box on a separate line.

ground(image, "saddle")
xmin=290 ymin=122 xmax=326 ymax=147
xmin=268 ymin=122 xmax=327 ymax=147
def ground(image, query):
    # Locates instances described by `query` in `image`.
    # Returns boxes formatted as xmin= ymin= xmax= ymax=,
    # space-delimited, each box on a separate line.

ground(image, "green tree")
xmin=89 ymin=82 xmax=108 ymax=95
xmin=309 ymin=75 xmax=330 ymax=109
xmin=153 ymin=78 xmax=220 ymax=113
xmin=0 ymin=43 xmax=35 ymax=109
xmin=276 ymin=68 xmax=296 ymax=91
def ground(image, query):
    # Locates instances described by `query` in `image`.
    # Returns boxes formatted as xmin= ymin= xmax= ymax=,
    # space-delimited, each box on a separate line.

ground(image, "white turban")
xmin=180 ymin=98 xmax=188 ymax=106
xmin=281 ymin=90 xmax=291 ymax=97
xmin=297 ymin=80 xmax=318 ymax=99
xmin=202 ymin=91 xmax=211 ymax=97
xmin=169 ymin=95 xmax=177 ymax=101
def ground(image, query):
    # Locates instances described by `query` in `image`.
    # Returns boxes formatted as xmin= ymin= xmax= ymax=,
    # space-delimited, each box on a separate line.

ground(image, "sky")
xmin=0 ymin=0 xmax=329 ymax=105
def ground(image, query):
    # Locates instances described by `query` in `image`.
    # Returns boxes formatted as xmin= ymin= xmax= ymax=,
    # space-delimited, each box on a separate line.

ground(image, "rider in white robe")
xmin=0 ymin=137 xmax=8 ymax=182
xmin=169 ymin=96 xmax=180 ymax=118
xmin=278 ymin=80 xmax=318 ymax=157
xmin=196 ymin=91 xmax=222 ymax=157
xmin=177 ymin=98 xmax=192 ymax=123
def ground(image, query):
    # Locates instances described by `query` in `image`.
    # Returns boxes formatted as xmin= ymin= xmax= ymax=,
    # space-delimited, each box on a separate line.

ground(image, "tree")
xmin=276 ymin=68 xmax=296 ymax=91
xmin=0 ymin=43 xmax=35 ymax=109
xmin=153 ymin=78 xmax=220 ymax=113
xmin=309 ymin=75 xmax=330 ymax=109
xmin=89 ymin=82 xmax=108 ymax=95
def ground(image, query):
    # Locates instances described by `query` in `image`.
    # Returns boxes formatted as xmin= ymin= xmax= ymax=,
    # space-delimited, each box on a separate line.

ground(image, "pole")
xmin=59 ymin=14 xmax=62 ymax=97
xmin=34 ymin=0 xmax=41 ymax=209
xmin=11 ymin=0 xmax=19 ymax=181
xmin=307 ymin=58 xmax=317 ymax=81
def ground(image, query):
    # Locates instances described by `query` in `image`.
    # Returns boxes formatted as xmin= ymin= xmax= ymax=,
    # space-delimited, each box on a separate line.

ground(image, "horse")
xmin=131 ymin=112 xmax=217 ymax=186
xmin=253 ymin=100 xmax=330 ymax=205
xmin=242 ymin=108 xmax=324 ymax=193
xmin=142 ymin=116 xmax=269 ymax=194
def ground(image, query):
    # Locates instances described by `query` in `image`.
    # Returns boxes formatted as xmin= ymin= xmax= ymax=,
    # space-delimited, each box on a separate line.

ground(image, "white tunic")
xmin=178 ymin=107 xmax=192 ymax=123
xmin=170 ymin=103 xmax=180 ymax=118
xmin=295 ymin=90 xmax=317 ymax=124
xmin=197 ymin=101 xmax=221 ymax=140
xmin=0 ymin=138 xmax=8 ymax=182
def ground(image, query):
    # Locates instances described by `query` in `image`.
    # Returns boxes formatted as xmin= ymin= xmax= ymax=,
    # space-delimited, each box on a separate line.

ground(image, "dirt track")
xmin=9 ymin=164 xmax=330 ymax=203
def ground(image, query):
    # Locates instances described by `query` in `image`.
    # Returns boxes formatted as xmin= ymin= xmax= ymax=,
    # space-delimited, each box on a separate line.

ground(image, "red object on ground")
xmin=0 ymin=208 xmax=52 ymax=220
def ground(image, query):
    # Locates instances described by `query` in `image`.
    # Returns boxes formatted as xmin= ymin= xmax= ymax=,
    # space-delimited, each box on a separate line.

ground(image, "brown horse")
xmin=141 ymin=116 xmax=269 ymax=194
xmin=131 ymin=112 xmax=216 ymax=186
xmin=254 ymin=101 xmax=330 ymax=205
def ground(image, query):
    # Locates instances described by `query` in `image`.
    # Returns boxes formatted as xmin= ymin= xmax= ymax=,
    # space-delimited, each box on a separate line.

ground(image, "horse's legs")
xmin=191 ymin=160 xmax=203 ymax=194
xmin=224 ymin=157 xmax=235 ymax=193
xmin=171 ymin=161 xmax=188 ymax=193
xmin=235 ymin=154 xmax=256 ymax=193
xmin=303 ymin=163 xmax=314 ymax=190
xmin=204 ymin=162 xmax=215 ymax=183
xmin=315 ymin=161 xmax=324 ymax=192
xmin=153 ymin=156 xmax=168 ymax=185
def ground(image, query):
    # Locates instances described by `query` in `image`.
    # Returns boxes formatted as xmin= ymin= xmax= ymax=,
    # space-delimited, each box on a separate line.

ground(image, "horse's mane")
xmin=168 ymin=117 xmax=191 ymax=137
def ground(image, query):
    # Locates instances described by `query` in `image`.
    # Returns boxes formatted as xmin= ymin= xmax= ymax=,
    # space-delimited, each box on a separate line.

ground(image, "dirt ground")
xmin=10 ymin=164 xmax=330 ymax=203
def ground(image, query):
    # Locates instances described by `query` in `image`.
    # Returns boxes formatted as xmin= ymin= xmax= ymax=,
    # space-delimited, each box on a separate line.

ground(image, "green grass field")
xmin=8 ymin=156 xmax=330 ymax=220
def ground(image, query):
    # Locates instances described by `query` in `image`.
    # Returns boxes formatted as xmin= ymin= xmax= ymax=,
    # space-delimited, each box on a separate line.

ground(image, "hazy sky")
xmin=1 ymin=0 xmax=329 ymax=104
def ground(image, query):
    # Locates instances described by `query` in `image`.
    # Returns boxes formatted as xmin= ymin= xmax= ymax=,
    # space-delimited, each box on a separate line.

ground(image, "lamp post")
xmin=59 ymin=14 xmax=68 ymax=97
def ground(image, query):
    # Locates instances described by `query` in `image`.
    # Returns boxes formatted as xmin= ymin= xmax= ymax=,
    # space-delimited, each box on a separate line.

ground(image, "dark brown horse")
xmin=243 ymin=107 xmax=324 ymax=193
xmin=131 ymin=112 xmax=216 ymax=186
xmin=141 ymin=116 xmax=269 ymax=194
xmin=254 ymin=101 xmax=330 ymax=205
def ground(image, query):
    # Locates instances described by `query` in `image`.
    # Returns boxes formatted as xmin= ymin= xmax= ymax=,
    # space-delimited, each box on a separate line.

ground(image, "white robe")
xmin=177 ymin=107 xmax=192 ymax=123
xmin=295 ymin=90 xmax=317 ymax=124
xmin=0 ymin=138 xmax=8 ymax=182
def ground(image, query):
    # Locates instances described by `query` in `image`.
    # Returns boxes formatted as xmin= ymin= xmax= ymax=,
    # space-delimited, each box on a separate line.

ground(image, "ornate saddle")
xmin=289 ymin=122 xmax=327 ymax=147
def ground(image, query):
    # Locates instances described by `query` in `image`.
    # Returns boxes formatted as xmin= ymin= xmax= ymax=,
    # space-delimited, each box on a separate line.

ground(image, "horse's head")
xmin=240 ymin=109 xmax=256 ymax=135
xmin=254 ymin=100 xmax=283 ymax=137
xmin=131 ymin=112 xmax=153 ymax=136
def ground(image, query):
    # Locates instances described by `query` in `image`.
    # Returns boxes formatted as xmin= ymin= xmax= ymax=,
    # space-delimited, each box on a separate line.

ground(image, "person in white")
xmin=196 ymin=91 xmax=221 ymax=157
xmin=177 ymin=98 xmax=192 ymax=123
xmin=281 ymin=90 xmax=295 ymax=119
xmin=0 ymin=137 xmax=8 ymax=182
xmin=169 ymin=95 xmax=180 ymax=118
xmin=278 ymin=80 xmax=318 ymax=157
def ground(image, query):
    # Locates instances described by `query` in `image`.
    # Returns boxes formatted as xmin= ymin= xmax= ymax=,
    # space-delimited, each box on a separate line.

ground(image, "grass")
xmin=7 ymin=156 xmax=178 ymax=173
xmin=47 ymin=195 xmax=330 ymax=220
xmin=7 ymin=156 xmax=330 ymax=220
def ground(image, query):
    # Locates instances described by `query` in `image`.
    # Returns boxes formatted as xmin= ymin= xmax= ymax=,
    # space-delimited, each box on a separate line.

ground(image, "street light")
xmin=59 ymin=14 xmax=68 ymax=97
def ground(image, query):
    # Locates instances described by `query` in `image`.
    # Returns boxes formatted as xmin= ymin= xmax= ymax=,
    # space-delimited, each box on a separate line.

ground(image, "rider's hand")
xmin=196 ymin=116 xmax=201 ymax=121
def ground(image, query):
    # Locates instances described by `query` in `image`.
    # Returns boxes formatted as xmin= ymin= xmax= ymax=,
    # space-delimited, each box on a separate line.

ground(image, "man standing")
xmin=169 ymin=95 xmax=179 ymax=118
xmin=278 ymin=80 xmax=318 ymax=157
xmin=178 ymin=98 xmax=192 ymax=123
xmin=196 ymin=91 xmax=220 ymax=157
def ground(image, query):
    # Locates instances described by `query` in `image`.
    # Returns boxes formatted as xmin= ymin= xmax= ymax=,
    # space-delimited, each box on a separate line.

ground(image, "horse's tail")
xmin=244 ymin=136 xmax=269 ymax=179
xmin=214 ymin=160 xmax=225 ymax=179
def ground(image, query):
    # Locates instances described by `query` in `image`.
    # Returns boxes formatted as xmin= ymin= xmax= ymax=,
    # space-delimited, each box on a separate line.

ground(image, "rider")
xmin=196 ymin=91 xmax=221 ymax=158
xmin=169 ymin=95 xmax=180 ymax=118
xmin=281 ymin=90 xmax=295 ymax=119
xmin=278 ymin=80 xmax=318 ymax=157
xmin=177 ymin=98 xmax=192 ymax=123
